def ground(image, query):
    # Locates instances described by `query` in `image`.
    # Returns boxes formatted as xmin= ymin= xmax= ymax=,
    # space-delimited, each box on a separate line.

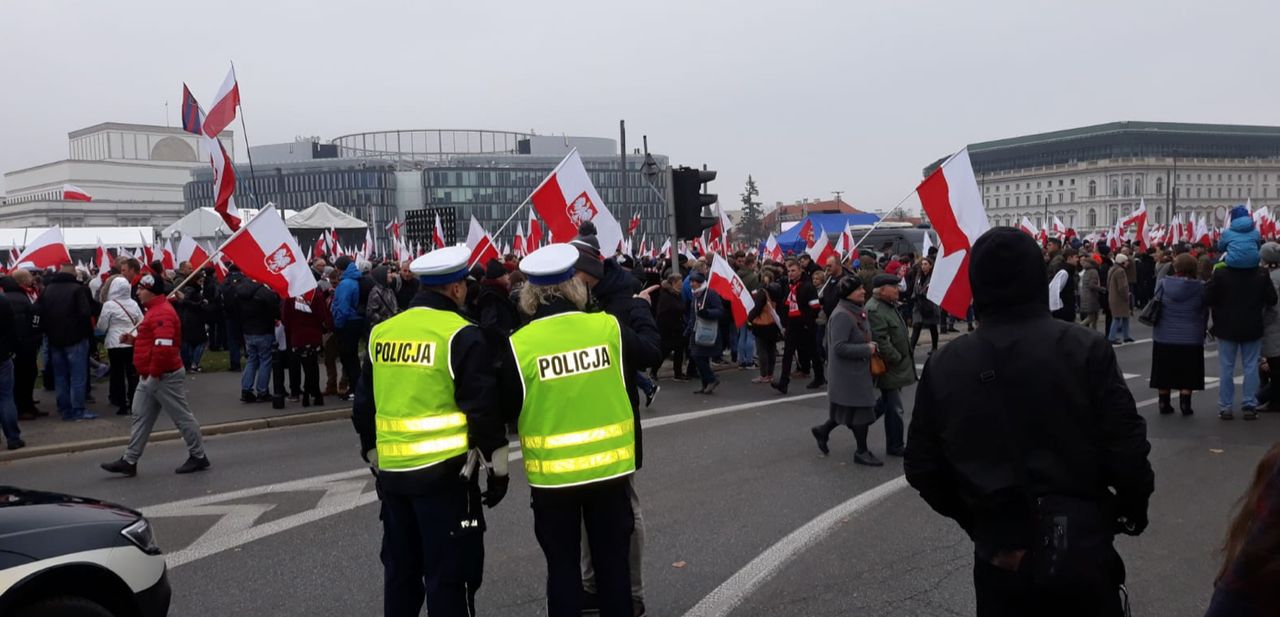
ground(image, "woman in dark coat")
xmin=685 ymin=271 xmax=724 ymax=394
xmin=178 ymin=271 xmax=209 ymax=372
xmin=812 ymin=276 xmax=882 ymax=466
xmin=1150 ymin=253 xmax=1207 ymax=415
xmin=747 ymin=272 xmax=782 ymax=384
xmin=909 ymin=257 xmax=940 ymax=355
xmin=653 ymin=273 xmax=688 ymax=381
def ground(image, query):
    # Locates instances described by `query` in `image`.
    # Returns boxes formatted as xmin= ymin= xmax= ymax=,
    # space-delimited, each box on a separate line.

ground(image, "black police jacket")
xmin=904 ymin=304 xmax=1154 ymax=550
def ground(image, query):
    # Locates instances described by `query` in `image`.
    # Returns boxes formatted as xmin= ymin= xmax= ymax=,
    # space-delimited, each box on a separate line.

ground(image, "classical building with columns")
xmin=926 ymin=121 xmax=1280 ymax=232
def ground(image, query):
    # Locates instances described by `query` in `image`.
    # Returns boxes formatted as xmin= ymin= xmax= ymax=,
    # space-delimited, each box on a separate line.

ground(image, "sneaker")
xmin=1123 ymin=338 xmax=1135 ymax=343
xmin=6 ymin=439 xmax=25 ymax=451
xmin=751 ymin=376 xmax=770 ymax=384
xmin=1220 ymin=409 xmax=1235 ymax=420
xmin=810 ymin=426 xmax=829 ymax=456
xmin=116 ymin=406 xmax=131 ymax=416
xmin=854 ymin=450 xmax=884 ymax=467
xmin=93 ymin=364 xmax=110 ymax=380
xmin=255 ymin=393 xmax=272 ymax=403
xmin=78 ymin=412 xmax=98 ymax=421
xmin=704 ymin=380 xmax=720 ymax=394
xmin=174 ymin=455 xmax=211 ymax=474
xmin=240 ymin=390 xmax=256 ymax=403
xmin=633 ymin=598 xmax=647 ymax=617
xmin=302 ymin=394 xmax=311 ymax=408
xmin=644 ymin=385 xmax=660 ymax=408
xmin=581 ymin=590 xmax=599 ymax=615
xmin=101 ymin=458 xmax=137 ymax=477
xmin=1243 ymin=407 xmax=1259 ymax=421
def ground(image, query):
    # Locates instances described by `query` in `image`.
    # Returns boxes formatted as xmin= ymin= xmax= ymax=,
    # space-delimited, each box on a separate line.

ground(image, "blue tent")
xmin=770 ymin=213 xmax=880 ymax=254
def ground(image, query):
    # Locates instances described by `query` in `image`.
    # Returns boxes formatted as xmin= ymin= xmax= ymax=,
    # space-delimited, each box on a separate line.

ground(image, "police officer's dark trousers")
xmin=972 ymin=545 xmax=1126 ymax=617
xmin=532 ymin=477 xmax=634 ymax=617
xmin=380 ymin=475 xmax=484 ymax=617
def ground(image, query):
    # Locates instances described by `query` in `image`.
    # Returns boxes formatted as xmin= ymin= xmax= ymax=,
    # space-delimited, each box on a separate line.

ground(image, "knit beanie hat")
xmin=969 ymin=227 xmax=1047 ymax=316
xmin=1261 ymin=242 xmax=1280 ymax=265
xmin=1230 ymin=205 xmax=1251 ymax=222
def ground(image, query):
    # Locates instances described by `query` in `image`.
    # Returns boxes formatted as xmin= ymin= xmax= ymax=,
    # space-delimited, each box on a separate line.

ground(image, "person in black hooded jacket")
xmin=235 ymin=277 xmax=280 ymax=402
xmin=905 ymin=227 xmax=1154 ymax=617
xmin=1 ymin=275 xmax=41 ymax=418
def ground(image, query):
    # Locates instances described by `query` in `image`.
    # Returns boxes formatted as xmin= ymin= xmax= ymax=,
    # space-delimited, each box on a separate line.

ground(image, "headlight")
xmin=121 ymin=518 xmax=161 ymax=555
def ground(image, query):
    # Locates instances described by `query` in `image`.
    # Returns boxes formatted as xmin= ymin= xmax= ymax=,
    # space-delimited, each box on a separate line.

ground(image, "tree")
xmin=738 ymin=175 xmax=765 ymax=247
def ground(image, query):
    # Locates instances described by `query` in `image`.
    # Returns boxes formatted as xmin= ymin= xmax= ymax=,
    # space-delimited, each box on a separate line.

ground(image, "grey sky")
xmin=3 ymin=0 xmax=1278 ymax=216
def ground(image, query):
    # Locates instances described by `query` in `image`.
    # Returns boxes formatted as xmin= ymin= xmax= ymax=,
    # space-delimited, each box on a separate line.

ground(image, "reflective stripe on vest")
xmin=370 ymin=307 xmax=471 ymax=472
xmin=511 ymin=311 xmax=635 ymax=488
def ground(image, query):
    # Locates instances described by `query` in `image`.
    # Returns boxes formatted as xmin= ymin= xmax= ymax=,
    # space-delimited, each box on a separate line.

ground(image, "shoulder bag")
xmin=864 ymin=309 xmax=888 ymax=378
xmin=1137 ymin=281 xmax=1163 ymax=327
xmin=692 ymin=290 xmax=719 ymax=347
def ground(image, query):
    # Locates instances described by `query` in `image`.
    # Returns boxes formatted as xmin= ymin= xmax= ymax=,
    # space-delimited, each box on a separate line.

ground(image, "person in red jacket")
xmin=101 ymin=274 xmax=210 ymax=477
xmin=281 ymin=292 xmax=332 ymax=407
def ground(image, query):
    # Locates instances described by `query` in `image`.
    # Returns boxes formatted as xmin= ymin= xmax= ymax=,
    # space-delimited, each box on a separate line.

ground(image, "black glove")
xmin=481 ymin=469 xmax=508 ymax=508
xmin=1116 ymin=510 xmax=1148 ymax=536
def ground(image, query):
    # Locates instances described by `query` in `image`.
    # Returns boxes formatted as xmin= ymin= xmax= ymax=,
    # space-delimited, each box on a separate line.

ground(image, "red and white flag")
xmin=363 ymin=228 xmax=374 ymax=259
xmin=63 ymin=183 xmax=93 ymax=202
xmin=526 ymin=210 xmax=543 ymax=253
xmin=202 ymin=65 xmax=241 ymax=138
xmin=465 ymin=216 xmax=499 ymax=266
xmin=910 ymin=148 xmax=990 ymax=318
xmin=764 ymin=233 xmax=782 ymax=261
xmin=628 ymin=213 xmax=641 ymax=236
xmin=1051 ymin=216 xmax=1067 ymax=239
xmin=1122 ymin=201 xmax=1149 ymax=250
xmin=797 ymin=218 xmax=815 ymax=248
xmin=513 ymin=222 xmax=526 ymax=257
xmin=176 ymin=234 xmax=211 ymax=269
xmin=433 ymin=214 xmax=447 ymax=249
xmin=708 ymin=253 xmax=755 ymax=327
xmin=1019 ymin=216 xmax=1038 ymax=237
xmin=201 ymin=132 xmax=241 ymax=231
xmin=531 ymin=150 xmax=624 ymax=256
xmin=161 ymin=239 xmax=176 ymax=270
xmin=1194 ymin=215 xmax=1211 ymax=247
xmin=220 ymin=205 xmax=317 ymax=299
xmin=95 ymin=239 xmax=112 ymax=281
xmin=13 ymin=228 xmax=72 ymax=271
xmin=806 ymin=226 xmax=837 ymax=265
xmin=660 ymin=237 xmax=671 ymax=258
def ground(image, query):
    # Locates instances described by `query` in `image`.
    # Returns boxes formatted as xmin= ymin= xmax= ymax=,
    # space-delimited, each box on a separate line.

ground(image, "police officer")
xmin=904 ymin=228 xmax=1153 ymax=617
xmin=352 ymin=245 xmax=510 ymax=617
xmin=501 ymin=244 xmax=646 ymax=617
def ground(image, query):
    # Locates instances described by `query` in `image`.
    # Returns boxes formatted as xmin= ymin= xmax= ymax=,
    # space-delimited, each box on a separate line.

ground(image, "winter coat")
xmin=219 ymin=272 xmax=245 ymax=322
xmin=1153 ymin=276 xmax=1207 ymax=347
xmin=825 ymin=298 xmax=877 ymax=407
xmin=1220 ymin=215 xmax=1262 ymax=269
xmin=365 ymin=266 xmax=399 ymax=326
xmin=474 ymin=280 xmax=520 ymax=336
xmin=1265 ymin=269 xmax=1280 ymax=357
xmin=236 ymin=279 xmax=281 ymax=336
xmin=1207 ymin=266 xmax=1279 ymax=342
xmin=686 ymin=286 xmax=724 ymax=357
xmin=1134 ymin=254 xmax=1156 ymax=302
xmin=0 ymin=277 xmax=40 ymax=353
xmin=735 ymin=267 xmax=760 ymax=293
xmin=281 ymin=294 xmax=331 ymax=348
xmin=654 ymin=286 xmax=686 ymax=340
xmin=911 ymin=271 xmax=941 ymax=325
xmin=332 ymin=262 xmax=364 ymax=328
xmin=747 ymin=287 xmax=782 ymax=343
xmin=1078 ymin=260 xmax=1103 ymax=314
xmin=133 ymin=295 xmax=183 ymax=378
xmin=36 ymin=271 xmax=99 ymax=348
xmin=96 ymin=277 xmax=143 ymax=349
xmin=178 ymin=283 xmax=208 ymax=345
xmin=866 ymin=295 xmax=916 ymax=390
xmin=1107 ymin=265 xmax=1131 ymax=318
xmin=395 ymin=276 xmax=419 ymax=310
xmin=202 ymin=271 xmax=223 ymax=321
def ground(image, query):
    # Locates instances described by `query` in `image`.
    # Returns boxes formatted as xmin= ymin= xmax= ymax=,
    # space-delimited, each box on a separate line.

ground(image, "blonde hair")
xmin=519 ymin=277 xmax=589 ymax=316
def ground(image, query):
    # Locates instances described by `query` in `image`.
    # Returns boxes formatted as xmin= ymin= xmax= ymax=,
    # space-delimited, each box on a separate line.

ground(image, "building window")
xmin=1156 ymin=177 xmax=1164 ymax=194
xmin=1197 ymin=188 xmax=1203 ymax=198
xmin=1110 ymin=180 xmax=1119 ymax=196
xmin=1111 ymin=207 xmax=1119 ymax=225
xmin=1088 ymin=180 xmax=1097 ymax=197
xmin=1005 ymin=197 xmax=1010 ymax=207
xmin=1087 ymin=208 xmax=1097 ymax=228
xmin=1135 ymin=177 xmax=1143 ymax=195
xmin=1217 ymin=187 xmax=1222 ymax=198
xmin=1122 ymin=179 xmax=1131 ymax=196
xmin=1016 ymin=196 xmax=1021 ymax=206
xmin=1069 ymin=191 xmax=1075 ymax=202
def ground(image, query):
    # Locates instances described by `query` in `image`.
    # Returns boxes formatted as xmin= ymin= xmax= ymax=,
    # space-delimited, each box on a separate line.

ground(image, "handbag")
xmin=1137 ymin=282 xmax=1163 ymax=327
xmin=692 ymin=290 xmax=719 ymax=347
xmin=864 ymin=312 xmax=888 ymax=378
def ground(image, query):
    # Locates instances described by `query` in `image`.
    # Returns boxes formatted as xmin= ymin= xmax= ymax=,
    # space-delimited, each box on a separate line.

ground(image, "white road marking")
xmin=1123 ymin=373 xmax=1142 ymax=381
xmin=681 ymin=476 xmax=910 ymax=617
xmin=141 ymin=392 xmax=828 ymax=568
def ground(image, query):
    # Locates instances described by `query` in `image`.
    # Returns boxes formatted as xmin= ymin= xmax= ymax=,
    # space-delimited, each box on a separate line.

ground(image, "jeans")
xmin=1218 ymin=338 xmax=1262 ymax=411
xmin=225 ymin=319 xmax=243 ymax=371
xmin=691 ymin=355 xmax=716 ymax=387
xmin=241 ymin=334 xmax=274 ymax=394
xmin=380 ymin=477 xmax=485 ymax=617
xmin=634 ymin=371 xmax=656 ymax=397
xmin=1107 ymin=317 xmax=1131 ymax=342
xmin=737 ymin=326 xmax=756 ymax=367
xmin=0 ymin=359 xmax=21 ymax=444
xmin=876 ymin=387 xmax=905 ymax=452
xmin=124 ymin=369 xmax=206 ymax=464
xmin=180 ymin=342 xmax=206 ymax=370
xmin=51 ymin=339 xmax=90 ymax=420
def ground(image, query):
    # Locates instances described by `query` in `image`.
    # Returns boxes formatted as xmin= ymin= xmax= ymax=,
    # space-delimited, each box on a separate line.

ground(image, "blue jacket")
xmin=332 ymin=263 xmax=364 ymax=328
xmin=1152 ymin=276 xmax=1206 ymax=346
xmin=1220 ymin=215 xmax=1261 ymax=269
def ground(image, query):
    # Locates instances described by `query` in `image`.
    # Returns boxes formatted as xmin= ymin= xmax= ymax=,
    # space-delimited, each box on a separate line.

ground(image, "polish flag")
xmin=708 ymin=253 xmax=755 ymax=327
xmin=764 ymin=233 xmax=782 ymax=261
xmin=526 ymin=211 xmax=543 ymax=253
xmin=921 ymin=230 xmax=934 ymax=257
xmin=312 ymin=236 xmax=326 ymax=258
xmin=363 ymin=228 xmax=374 ymax=259
xmin=220 ymin=205 xmax=317 ymax=299
xmin=628 ymin=213 xmax=641 ymax=236
xmin=465 ymin=216 xmax=499 ymax=266
xmin=95 ymin=240 xmax=112 ymax=281
xmin=513 ymin=222 xmax=526 ymax=257
xmin=138 ymin=232 xmax=155 ymax=267
xmin=910 ymin=148 xmax=990 ymax=318
xmin=1194 ymin=215 xmax=1211 ymax=247
xmin=660 ymin=237 xmax=671 ymax=259
xmin=806 ymin=226 xmax=837 ymax=265
xmin=161 ymin=239 xmax=176 ymax=270
xmin=62 ymin=184 xmax=92 ymax=202
xmin=326 ymin=228 xmax=339 ymax=256
xmin=1019 ymin=216 xmax=1038 ymax=237
xmin=176 ymin=235 xmax=211 ymax=269
xmin=530 ymin=149 xmax=624 ymax=256
xmin=1122 ymin=201 xmax=1149 ymax=250
xmin=1109 ymin=217 xmax=1124 ymax=251
xmin=433 ymin=214 xmax=447 ymax=249
xmin=200 ymin=132 xmax=241 ymax=231
xmin=13 ymin=228 xmax=72 ymax=271
xmin=797 ymin=218 xmax=815 ymax=248
xmin=1051 ymin=216 xmax=1067 ymax=239
xmin=202 ymin=65 xmax=241 ymax=137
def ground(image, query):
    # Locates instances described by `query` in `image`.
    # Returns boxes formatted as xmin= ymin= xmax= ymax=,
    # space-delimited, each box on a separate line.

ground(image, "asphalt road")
xmin=3 ymin=321 xmax=1276 ymax=617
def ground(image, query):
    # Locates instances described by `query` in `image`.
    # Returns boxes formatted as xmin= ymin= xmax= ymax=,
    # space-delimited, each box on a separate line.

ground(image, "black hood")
xmin=371 ymin=265 xmax=391 ymax=288
xmin=969 ymin=227 xmax=1048 ymax=318
xmin=591 ymin=260 xmax=640 ymax=304
xmin=0 ymin=276 xmax=20 ymax=293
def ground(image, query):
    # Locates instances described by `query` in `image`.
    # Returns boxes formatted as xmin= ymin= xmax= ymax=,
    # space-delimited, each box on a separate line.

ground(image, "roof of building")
xmin=763 ymin=198 xmax=867 ymax=227
xmin=926 ymin=121 xmax=1280 ymax=176
xmin=68 ymin=122 xmax=234 ymax=140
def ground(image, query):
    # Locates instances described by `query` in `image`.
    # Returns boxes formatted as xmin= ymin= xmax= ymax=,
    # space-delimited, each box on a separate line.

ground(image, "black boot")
xmin=1180 ymin=394 xmax=1194 ymax=416
xmin=301 ymin=393 xmax=311 ymax=407
xmin=1158 ymin=392 xmax=1174 ymax=415
xmin=175 ymin=455 xmax=211 ymax=474
xmin=101 ymin=458 xmax=137 ymax=477
xmin=810 ymin=426 xmax=830 ymax=456
xmin=271 ymin=395 xmax=285 ymax=410
xmin=240 ymin=389 xmax=255 ymax=403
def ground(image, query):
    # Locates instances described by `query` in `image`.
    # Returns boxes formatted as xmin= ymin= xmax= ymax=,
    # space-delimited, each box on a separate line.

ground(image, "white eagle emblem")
xmin=264 ymin=243 xmax=297 ymax=275
xmin=567 ymin=191 xmax=598 ymax=226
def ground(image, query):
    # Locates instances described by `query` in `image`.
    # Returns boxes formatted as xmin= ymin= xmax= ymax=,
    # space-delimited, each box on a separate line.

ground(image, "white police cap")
xmin=519 ymin=243 xmax=579 ymax=285
xmin=410 ymin=245 xmax=473 ymax=285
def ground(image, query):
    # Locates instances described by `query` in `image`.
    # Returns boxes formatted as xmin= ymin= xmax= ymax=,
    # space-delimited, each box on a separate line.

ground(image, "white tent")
xmin=162 ymin=208 xmax=232 ymax=239
xmin=286 ymin=202 xmax=368 ymax=230
xmin=0 ymin=227 xmax=155 ymax=250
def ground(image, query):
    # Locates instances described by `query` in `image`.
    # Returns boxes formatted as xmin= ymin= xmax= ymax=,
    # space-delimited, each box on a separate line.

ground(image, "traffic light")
xmin=672 ymin=166 xmax=718 ymax=240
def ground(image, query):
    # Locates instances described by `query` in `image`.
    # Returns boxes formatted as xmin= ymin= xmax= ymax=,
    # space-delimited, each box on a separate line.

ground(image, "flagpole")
xmin=229 ymin=61 xmax=266 ymax=217
xmin=849 ymin=148 xmax=969 ymax=256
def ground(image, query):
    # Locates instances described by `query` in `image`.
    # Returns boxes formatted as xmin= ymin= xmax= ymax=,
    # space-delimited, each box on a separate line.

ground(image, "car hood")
xmin=0 ymin=487 xmax=140 ymax=560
